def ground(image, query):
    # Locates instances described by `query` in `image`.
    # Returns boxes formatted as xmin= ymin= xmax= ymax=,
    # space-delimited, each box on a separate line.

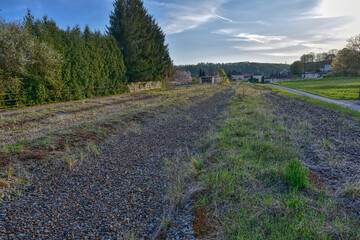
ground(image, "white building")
xmin=253 ymin=74 xmax=264 ymax=82
xmin=231 ymin=71 xmax=244 ymax=81
xmin=320 ymin=64 xmax=332 ymax=73
xmin=302 ymin=72 xmax=322 ymax=79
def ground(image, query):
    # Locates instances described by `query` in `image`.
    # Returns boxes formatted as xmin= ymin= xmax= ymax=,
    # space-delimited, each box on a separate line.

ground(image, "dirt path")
xmin=0 ymin=88 xmax=234 ymax=238
xmin=268 ymin=84 xmax=360 ymax=112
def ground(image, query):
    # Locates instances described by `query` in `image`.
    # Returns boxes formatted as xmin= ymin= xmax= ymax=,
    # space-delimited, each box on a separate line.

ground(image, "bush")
xmin=284 ymin=159 xmax=309 ymax=190
xmin=248 ymin=76 xmax=258 ymax=83
xmin=192 ymin=78 xmax=199 ymax=83
xmin=219 ymin=77 xmax=230 ymax=84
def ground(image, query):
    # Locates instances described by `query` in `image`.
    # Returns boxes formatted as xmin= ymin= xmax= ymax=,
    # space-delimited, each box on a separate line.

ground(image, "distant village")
xmin=171 ymin=59 xmax=334 ymax=85
xmin=193 ymin=60 xmax=332 ymax=84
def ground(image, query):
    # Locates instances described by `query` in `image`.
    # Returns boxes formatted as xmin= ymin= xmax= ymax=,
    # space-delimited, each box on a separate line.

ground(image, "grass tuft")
xmin=284 ymin=159 xmax=309 ymax=190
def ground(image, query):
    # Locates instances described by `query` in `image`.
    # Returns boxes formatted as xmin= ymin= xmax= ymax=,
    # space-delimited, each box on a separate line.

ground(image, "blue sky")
xmin=1 ymin=0 xmax=359 ymax=65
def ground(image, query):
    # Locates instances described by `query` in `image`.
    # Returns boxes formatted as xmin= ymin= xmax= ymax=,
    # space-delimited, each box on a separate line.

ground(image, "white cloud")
xmin=146 ymin=0 xmax=229 ymax=34
xmin=231 ymin=33 xmax=286 ymax=43
xmin=212 ymin=28 xmax=236 ymax=35
xmin=319 ymin=0 xmax=360 ymax=37
xmin=216 ymin=15 xmax=233 ymax=23
xmin=147 ymin=0 xmax=359 ymax=64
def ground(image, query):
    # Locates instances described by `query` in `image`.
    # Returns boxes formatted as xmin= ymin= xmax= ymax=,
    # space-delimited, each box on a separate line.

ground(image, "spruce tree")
xmin=108 ymin=0 xmax=172 ymax=83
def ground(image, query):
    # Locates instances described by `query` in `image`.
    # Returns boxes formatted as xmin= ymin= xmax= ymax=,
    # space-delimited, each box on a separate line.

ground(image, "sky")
xmin=1 ymin=0 xmax=359 ymax=65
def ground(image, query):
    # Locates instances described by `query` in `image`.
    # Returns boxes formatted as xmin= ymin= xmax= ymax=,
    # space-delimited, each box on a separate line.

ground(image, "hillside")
xmin=177 ymin=62 xmax=290 ymax=76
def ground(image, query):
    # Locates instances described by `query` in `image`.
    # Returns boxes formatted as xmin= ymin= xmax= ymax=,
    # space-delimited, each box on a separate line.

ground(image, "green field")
xmin=274 ymin=77 xmax=360 ymax=100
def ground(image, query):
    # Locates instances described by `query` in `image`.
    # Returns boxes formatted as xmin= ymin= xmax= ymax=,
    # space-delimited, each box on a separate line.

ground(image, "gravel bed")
xmin=0 ymin=87 xmax=234 ymax=239
xmin=166 ymin=199 xmax=196 ymax=240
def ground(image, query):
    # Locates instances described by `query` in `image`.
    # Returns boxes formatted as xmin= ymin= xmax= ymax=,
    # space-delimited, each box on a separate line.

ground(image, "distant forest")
xmin=177 ymin=62 xmax=290 ymax=76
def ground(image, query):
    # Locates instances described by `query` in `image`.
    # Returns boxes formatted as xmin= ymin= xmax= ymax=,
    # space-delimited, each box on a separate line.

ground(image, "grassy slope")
xmin=273 ymin=77 xmax=360 ymax=100
xmin=192 ymin=84 xmax=359 ymax=239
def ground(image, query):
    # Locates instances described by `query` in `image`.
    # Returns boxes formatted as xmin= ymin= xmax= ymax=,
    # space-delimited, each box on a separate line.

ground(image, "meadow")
xmin=274 ymin=77 xmax=360 ymax=100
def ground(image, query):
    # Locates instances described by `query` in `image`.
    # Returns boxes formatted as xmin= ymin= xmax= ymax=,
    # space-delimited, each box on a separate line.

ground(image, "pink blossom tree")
xmin=171 ymin=70 xmax=192 ymax=83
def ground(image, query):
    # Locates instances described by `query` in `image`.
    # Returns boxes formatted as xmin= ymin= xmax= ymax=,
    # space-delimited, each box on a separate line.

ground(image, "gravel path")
xmin=0 ymin=87 xmax=234 ymax=239
xmin=268 ymin=84 xmax=360 ymax=112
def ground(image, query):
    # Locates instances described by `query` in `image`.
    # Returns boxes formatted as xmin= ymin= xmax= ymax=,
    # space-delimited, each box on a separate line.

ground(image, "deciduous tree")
xmin=290 ymin=61 xmax=304 ymax=75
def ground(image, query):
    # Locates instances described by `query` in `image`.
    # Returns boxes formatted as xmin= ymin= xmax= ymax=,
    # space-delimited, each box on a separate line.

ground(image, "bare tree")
xmin=347 ymin=34 xmax=360 ymax=51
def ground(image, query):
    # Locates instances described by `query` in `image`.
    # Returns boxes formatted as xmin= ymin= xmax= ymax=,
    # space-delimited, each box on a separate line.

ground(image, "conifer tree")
xmin=108 ymin=0 xmax=172 ymax=83
xmin=0 ymin=10 xmax=127 ymax=106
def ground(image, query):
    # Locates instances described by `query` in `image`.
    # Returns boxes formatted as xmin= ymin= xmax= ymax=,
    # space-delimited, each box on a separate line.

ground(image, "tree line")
xmin=177 ymin=62 xmax=289 ymax=76
xmin=0 ymin=0 xmax=172 ymax=108
xmin=291 ymin=34 xmax=360 ymax=76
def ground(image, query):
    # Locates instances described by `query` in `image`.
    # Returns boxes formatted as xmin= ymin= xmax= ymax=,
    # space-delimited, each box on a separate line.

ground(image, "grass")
xmin=273 ymin=77 xmax=360 ymax=100
xmin=192 ymin=83 xmax=359 ymax=239
xmin=265 ymin=85 xmax=360 ymax=118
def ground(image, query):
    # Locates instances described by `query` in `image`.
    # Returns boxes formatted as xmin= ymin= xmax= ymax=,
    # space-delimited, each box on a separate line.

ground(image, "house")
xmin=200 ymin=72 xmax=220 ymax=84
xmin=191 ymin=74 xmax=199 ymax=78
xmin=302 ymin=72 xmax=322 ymax=79
xmin=206 ymin=72 xmax=220 ymax=77
xmin=268 ymin=72 xmax=292 ymax=83
xmin=320 ymin=64 xmax=332 ymax=73
xmin=318 ymin=60 xmax=332 ymax=73
xmin=253 ymin=74 xmax=264 ymax=82
xmin=243 ymin=74 xmax=252 ymax=81
xmin=231 ymin=71 xmax=244 ymax=81
xmin=269 ymin=72 xmax=292 ymax=79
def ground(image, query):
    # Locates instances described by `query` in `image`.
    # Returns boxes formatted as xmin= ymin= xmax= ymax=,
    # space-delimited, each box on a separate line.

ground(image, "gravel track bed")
xmin=0 ymin=87 xmax=234 ymax=239
xmin=0 ymin=85 xmax=216 ymax=145
xmin=265 ymin=90 xmax=360 ymax=213
xmin=166 ymin=198 xmax=196 ymax=240
xmin=0 ymin=95 xmax=163 ymax=144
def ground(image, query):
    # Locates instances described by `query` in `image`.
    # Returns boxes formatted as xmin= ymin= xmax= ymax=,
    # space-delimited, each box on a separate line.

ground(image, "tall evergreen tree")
xmin=108 ymin=0 xmax=172 ymax=83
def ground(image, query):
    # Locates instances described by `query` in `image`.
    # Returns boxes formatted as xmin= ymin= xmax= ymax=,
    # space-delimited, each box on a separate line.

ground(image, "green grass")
xmin=264 ymin=85 xmax=360 ymax=118
xmin=194 ymin=84 xmax=359 ymax=239
xmin=274 ymin=77 xmax=360 ymax=100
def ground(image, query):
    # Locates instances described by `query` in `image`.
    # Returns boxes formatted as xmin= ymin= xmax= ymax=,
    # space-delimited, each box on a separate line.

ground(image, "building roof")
xmin=206 ymin=72 xmax=219 ymax=77
xmin=231 ymin=71 xmax=243 ymax=75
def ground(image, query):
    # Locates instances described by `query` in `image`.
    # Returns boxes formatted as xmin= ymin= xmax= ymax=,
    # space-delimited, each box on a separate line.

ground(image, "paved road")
xmin=268 ymin=84 xmax=360 ymax=113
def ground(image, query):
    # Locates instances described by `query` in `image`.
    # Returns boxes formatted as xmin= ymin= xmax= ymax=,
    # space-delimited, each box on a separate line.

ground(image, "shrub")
xmin=219 ymin=77 xmax=230 ymax=84
xmin=284 ymin=159 xmax=309 ymax=190
xmin=192 ymin=78 xmax=199 ymax=83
